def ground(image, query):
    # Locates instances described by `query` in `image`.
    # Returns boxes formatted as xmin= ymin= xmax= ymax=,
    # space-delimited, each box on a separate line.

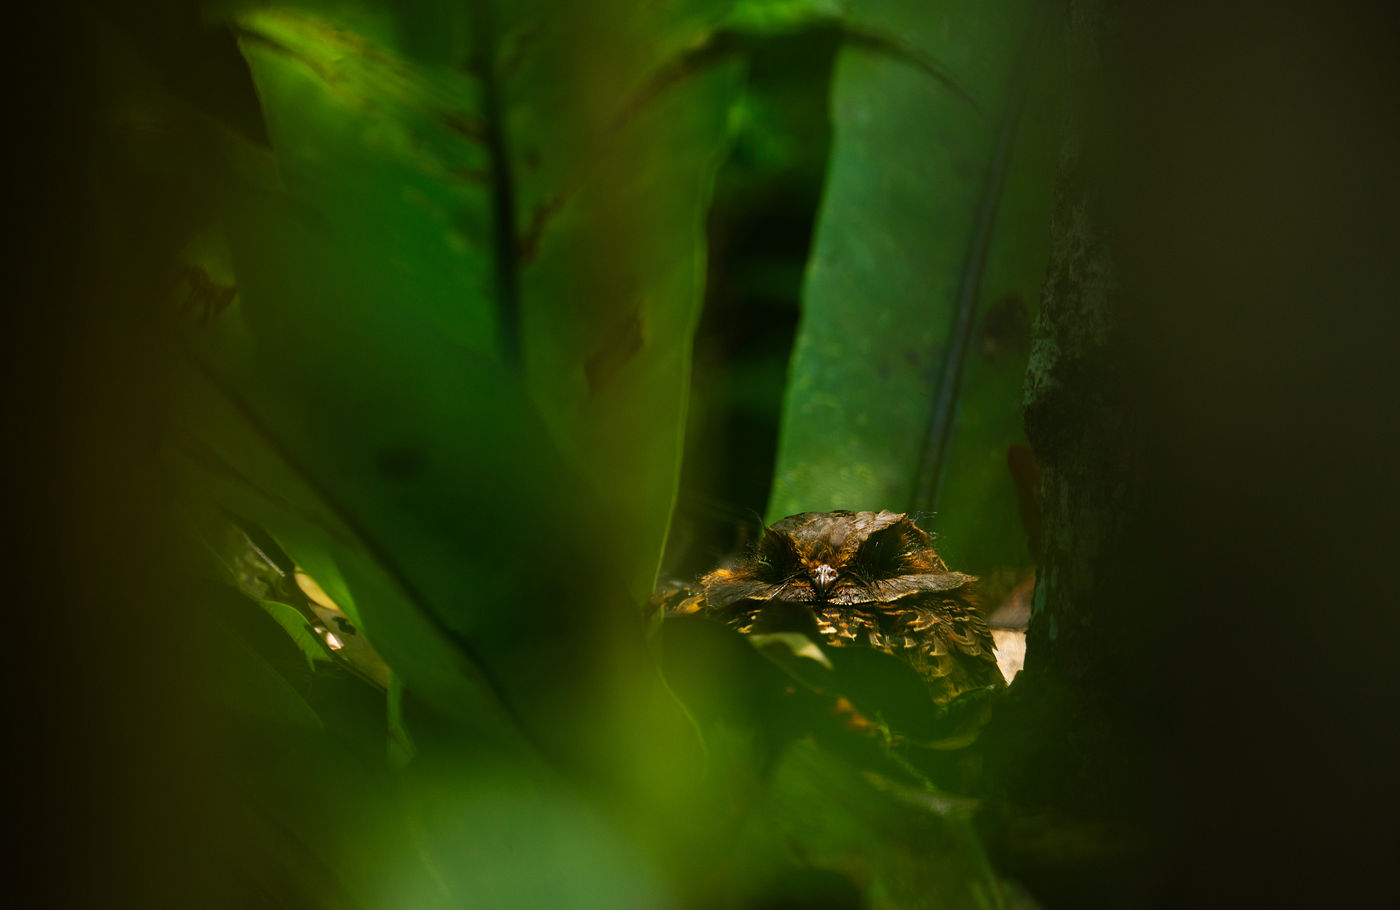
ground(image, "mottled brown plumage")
xmin=668 ymin=510 xmax=1005 ymax=707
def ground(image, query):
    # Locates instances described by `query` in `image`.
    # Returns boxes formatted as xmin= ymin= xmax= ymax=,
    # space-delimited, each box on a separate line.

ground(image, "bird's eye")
xmin=855 ymin=525 xmax=917 ymax=577
xmin=755 ymin=530 xmax=801 ymax=580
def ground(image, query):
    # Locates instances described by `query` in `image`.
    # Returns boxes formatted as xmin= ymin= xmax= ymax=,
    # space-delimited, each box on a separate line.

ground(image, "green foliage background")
xmin=19 ymin=2 xmax=1400 ymax=908
xmin=81 ymin=0 xmax=1059 ymax=906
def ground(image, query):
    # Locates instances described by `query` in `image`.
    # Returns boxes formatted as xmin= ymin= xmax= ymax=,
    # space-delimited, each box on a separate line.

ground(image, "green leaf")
xmin=166 ymin=361 xmax=530 ymax=748
xmin=723 ymin=0 xmax=848 ymax=34
xmin=723 ymin=741 xmax=1009 ymax=909
xmin=502 ymin=0 xmax=745 ymax=601
xmin=167 ymin=0 xmax=743 ymax=727
xmin=202 ymin=616 xmax=325 ymax=730
xmin=260 ymin=597 xmax=331 ymax=670
xmin=767 ymin=0 xmax=1061 ymax=574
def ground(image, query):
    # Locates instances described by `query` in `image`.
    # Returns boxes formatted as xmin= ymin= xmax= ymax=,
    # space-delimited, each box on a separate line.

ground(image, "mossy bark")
xmin=973 ymin=5 xmax=1162 ymax=906
xmin=981 ymin=2 xmax=1400 ymax=906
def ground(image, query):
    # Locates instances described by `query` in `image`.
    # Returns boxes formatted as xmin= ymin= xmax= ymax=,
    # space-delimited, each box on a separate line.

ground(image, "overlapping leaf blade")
xmin=167 ymin=2 xmax=744 ymax=751
xmin=767 ymin=0 xmax=1060 ymax=574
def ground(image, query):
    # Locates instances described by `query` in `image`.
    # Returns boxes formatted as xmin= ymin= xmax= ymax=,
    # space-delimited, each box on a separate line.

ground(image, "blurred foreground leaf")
xmin=748 ymin=741 xmax=1007 ymax=910
xmin=160 ymin=0 xmax=745 ymax=764
xmin=120 ymin=0 xmax=754 ymax=902
xmin=658 ymin=616 xmax=1011 ymax=908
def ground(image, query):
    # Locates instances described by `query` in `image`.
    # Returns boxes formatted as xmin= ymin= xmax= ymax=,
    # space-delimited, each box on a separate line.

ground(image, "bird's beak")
xmin=811 ymin=563 xmax=838 ymax=598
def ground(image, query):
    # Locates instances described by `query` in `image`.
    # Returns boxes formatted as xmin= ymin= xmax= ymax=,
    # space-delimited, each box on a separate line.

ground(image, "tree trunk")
xmin=983 ymin=1 xmax=1400 ymax=906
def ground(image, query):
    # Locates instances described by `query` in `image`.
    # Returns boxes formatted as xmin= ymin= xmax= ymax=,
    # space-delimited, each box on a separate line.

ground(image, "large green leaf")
xmin=162 ymin=1 xmax=745 ymax=766
xmin=767 ymin=0 xmax=1060 ymax=574
xmin=747 ymin=742 xmax=1008 ymax=910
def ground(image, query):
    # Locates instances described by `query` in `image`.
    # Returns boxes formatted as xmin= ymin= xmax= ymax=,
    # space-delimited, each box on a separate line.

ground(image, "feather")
xmin=676 ymin=511 xmax=1006 ymax=713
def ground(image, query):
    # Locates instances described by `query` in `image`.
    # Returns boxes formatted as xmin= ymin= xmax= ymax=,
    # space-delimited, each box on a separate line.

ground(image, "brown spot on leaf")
xmin=376 ymin=446 xmax=427 ymax=479
xmin=172 ymin=266 xmax=237 ymax=326
xmin=979 ymin=292 xmax=1031 ymax=361
xmin=584 ymin=308 xmax=645 ymax=393
xmin=496 ymin=23 xmax=543 ymax=80
xmin=440 ymin=111 xmax=485 ymax=142
xmin=517 ymin=193 xmax=565 ymax=263
xmin=449 ymin=164 xmax=492 ymax=185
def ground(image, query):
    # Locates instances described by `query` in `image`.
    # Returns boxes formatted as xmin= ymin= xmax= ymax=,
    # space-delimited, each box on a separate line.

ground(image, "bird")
xmin=662 ymin=510 xmax=1005 ymax=716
